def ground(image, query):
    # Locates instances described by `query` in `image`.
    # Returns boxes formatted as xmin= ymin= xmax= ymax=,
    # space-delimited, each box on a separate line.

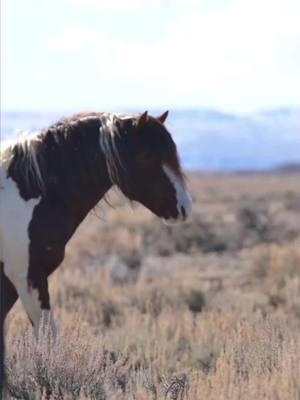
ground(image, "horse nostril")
xmin=180 ymin=206 xmax=186 ymax=219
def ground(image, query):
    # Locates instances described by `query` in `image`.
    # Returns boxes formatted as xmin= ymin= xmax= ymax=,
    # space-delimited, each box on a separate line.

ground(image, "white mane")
xmin=97 ymin=113 xmax=138 ymax=189
xmin=0 ymin=130 xmax=44 ymax=192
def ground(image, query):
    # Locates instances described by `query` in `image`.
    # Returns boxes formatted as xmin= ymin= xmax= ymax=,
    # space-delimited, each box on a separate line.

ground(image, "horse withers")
xmin=0 ymin=110 xmax=192 ymax=389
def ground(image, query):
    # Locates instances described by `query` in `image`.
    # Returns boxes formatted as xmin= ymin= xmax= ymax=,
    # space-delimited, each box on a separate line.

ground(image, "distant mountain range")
xmin=169 ymin=108 xmax=300 ymax=170
xmin=1 ymin=108 xmax=299 ymax=171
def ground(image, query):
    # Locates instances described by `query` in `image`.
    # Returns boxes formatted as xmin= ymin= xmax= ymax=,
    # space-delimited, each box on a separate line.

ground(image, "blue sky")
xmin=1 ymin=0 xmax=300 ymax=113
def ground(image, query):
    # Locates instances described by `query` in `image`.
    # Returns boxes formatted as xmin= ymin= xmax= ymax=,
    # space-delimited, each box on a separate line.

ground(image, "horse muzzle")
xmin=163 ymin=189 xmax=192 ymax=225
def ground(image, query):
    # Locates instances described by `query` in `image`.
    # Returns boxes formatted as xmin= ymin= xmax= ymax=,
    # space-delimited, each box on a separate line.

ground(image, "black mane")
xmin=4 ymin=111 xmax=184 ymax=204
xmin=6 ymin=116 xmax=108 ymax=201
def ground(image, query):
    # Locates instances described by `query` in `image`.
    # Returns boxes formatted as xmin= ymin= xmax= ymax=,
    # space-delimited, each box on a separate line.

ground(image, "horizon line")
xmin=1 ymin=105 xmax=300 ymax=117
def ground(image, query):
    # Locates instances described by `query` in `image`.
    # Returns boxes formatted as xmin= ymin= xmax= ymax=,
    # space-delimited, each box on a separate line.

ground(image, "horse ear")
xmin=136 ymin=111 xmax=148 ymax=130
xmin=157 ymin=110 xmax=169 ymax=124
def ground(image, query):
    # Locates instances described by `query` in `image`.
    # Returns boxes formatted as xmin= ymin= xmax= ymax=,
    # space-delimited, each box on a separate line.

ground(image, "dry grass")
xmin=3 ymin=172 xmax=300 ymax=399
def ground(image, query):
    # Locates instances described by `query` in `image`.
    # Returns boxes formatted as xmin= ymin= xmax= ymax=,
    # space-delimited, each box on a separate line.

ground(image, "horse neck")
xmin=43 ymin=120 xmax=113 ymax=219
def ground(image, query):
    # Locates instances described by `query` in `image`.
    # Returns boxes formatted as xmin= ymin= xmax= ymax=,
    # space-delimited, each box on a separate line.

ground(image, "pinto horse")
xmin=0 ymin=110 xmax=192 ymax=389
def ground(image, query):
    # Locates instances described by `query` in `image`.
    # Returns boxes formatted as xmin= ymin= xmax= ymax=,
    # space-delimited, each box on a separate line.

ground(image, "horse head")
xmin=104 ymin=111 xmax=192 ymax=223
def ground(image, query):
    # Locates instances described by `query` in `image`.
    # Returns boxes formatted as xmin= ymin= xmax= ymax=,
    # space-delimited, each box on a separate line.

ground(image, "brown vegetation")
xmin=4 ymin=172 xmax=300 ymax=399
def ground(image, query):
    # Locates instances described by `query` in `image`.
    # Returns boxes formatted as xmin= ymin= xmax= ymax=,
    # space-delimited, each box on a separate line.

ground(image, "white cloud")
xmin=48 ymin=0 xmax=300 ymax=111
xmin=68 ymin=0 xmax=168 ymax=10
xmin=73 ymin=0 xmax=141 ymax=10
xmin=66 ymin=0 xmax=213 ymax=11
xmin=49 ymin=26 xmax=105 ymax=52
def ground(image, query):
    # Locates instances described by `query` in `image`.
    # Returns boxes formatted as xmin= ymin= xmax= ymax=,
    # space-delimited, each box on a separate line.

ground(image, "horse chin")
xmin=162 ymin=218 xmax=182 ymax=226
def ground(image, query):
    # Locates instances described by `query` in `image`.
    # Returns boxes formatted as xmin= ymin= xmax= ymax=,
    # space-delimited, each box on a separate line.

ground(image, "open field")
xmin=3 ymin=172 xmax=300 ymax=399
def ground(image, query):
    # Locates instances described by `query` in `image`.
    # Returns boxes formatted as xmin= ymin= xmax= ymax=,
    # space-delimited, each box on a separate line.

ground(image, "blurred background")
xmin=2 ymin=2 xmax=300 ymax=399
xmin=1 ymin=0 xmax=300 ymax=170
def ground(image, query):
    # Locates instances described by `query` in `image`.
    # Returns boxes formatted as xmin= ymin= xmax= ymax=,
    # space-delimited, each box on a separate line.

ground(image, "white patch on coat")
xmin=16 ymin=286 xmax=56 ymax=337
xmin=0 ymin=166 xmax=46 ymax=332
xmin=162 ymin=164 xmax=192 ymax=221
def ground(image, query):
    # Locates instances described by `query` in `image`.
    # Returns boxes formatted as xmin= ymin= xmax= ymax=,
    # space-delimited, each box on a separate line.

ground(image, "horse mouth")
xmin=162 ymin=213 xmax=189 ymax=225
xmin=161 ymin=208 xmax=190 ymax=225
xmin=162 ymin=218 xmax=182 ymax=226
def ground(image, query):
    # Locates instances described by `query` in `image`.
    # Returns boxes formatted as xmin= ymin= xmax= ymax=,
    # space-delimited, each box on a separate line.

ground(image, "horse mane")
xmin=59 ymin=112 xmax=136 ymax=192
xmin=0 ymin=131 xmax=45 ymax=193
xmin=98 ymin=113 xmax=134 ymax=192
xmin=0 ymin=112 xmax=137 ymax=196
